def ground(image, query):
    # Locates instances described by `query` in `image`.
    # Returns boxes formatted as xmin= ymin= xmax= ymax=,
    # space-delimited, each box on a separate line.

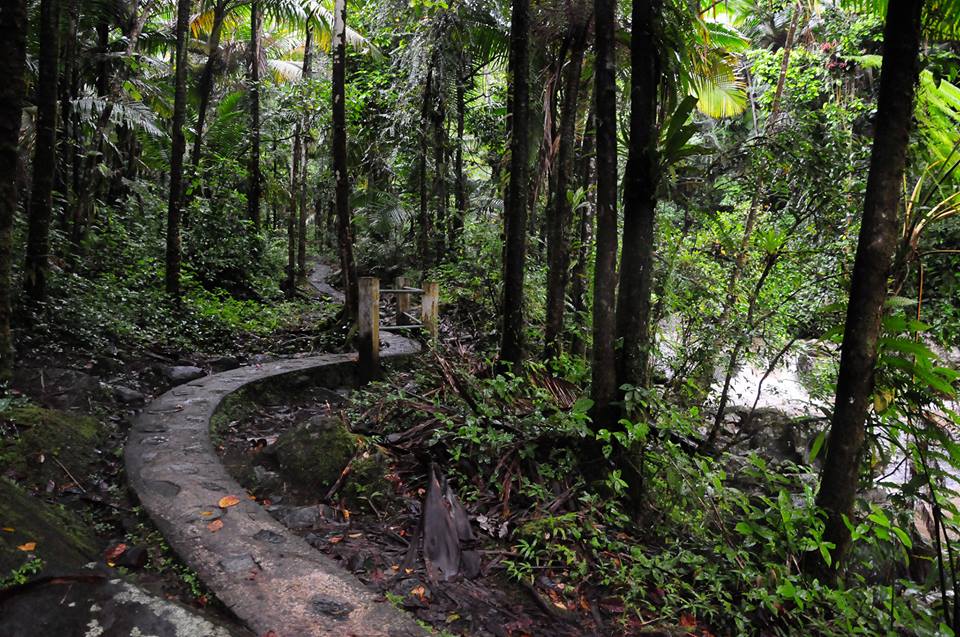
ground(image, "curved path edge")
xmin=126 ymin=270 xmax=425 ymax=637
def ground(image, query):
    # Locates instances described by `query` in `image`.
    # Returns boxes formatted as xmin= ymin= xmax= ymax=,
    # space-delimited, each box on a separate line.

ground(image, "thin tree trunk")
xmin=56 ymin=0 xmax=78 ymax=226
xmin=24 ymin=0 xmax=61 ymax=301
xmin=297 ymin=26 xmax=313 ymax=278
xmin=288 ymin=121 xmax=301 ymax=293
xmin=418 ymin=66 xmax=434 ymax=267
xmin=544 ymin=22 xmax=587 ymax=360
xmin=499 ymin=0 xmax=531 ymax=366
xmin=615 ymin=0 xmax=661 ymax=391
xmin=189 ymin=0 xmax=229 ymax=173
xmin=807 ymin=0 xmax=924 ymax=577
xmin=0 ymin=0 xmax=28 ymax=380
xmin=570 ymin=97 xmax=594 ymax=359
xmin=333 ymin=0 xmax=358 ymax=318
xmin=166 ymin=0 xmax=192 ymax=297
xmin=433 ymin=95 xmax=447 ymax=259
xmin=766 ymin=0 xmax=802 ymax=131
xmin=453 ymin=60 xmax=467 ymax=251
xmin=246 ymin=0 xmax=262 ymax=229
xmin=590 ymin=0 xmax=619 ymax=423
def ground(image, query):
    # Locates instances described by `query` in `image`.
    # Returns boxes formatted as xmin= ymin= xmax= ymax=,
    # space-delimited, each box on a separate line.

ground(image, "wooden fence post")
xmin=395 ymin=276 xmax=410 ymax=326
xmin=358 ymin=277 xmax=380 ymax=381
xmin=421 ymin=281 xmax=439 ymax=342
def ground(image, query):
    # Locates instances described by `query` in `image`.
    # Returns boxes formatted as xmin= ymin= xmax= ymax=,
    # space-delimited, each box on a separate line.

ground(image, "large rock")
xmin=273 ymin=415 xmax=356 ymax=491
xmin=722 ymin=406 xmax=827 ymax=468
xmin=0 ymin=571 xmax=244 ymax=637
xmin=164 ymin=366 xmax=206 ymax=385
xmin=0 ymin=478 xmax=98 ymax=576
xmin=0 ymin=406 xmax=108 ymax=490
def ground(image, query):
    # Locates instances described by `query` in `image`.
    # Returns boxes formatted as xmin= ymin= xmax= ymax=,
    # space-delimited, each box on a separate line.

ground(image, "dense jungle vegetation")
xmin=1 ymin=0 xmax=960 ymax=633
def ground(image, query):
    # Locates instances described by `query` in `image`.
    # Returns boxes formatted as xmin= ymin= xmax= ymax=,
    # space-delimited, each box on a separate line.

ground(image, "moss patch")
xmin=273 ymin=415 xmax=357 ymax=491
xmin=0 ymin=405 xmax=107 ymax=490
xmin=0 ymin=478 xmax=98 ymax=576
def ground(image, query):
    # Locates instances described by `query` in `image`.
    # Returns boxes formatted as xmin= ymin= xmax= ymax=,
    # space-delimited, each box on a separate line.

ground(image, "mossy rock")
xmin=0 ymin=478 xmax=98 ymax=577
xmin=343 ymin=448 xmax=393 ymax=512
xmin=273 ymin=415 xmax=357 ymax=491
xmin=0 ymin=405 xmax=107 ymax=490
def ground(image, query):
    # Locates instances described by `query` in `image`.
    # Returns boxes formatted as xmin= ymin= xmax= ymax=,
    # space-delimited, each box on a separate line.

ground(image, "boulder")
xmin=112 ymin=385 xmax=146 ymax=406
xmin=273 ymin=416 xmax=357 ymax=491
xmin=164 ymin=366 xmax=206 ymax=385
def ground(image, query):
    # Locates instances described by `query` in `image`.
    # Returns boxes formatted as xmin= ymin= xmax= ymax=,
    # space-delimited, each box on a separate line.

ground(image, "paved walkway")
xmin=125 ymin=265 xmax=424 ymax=637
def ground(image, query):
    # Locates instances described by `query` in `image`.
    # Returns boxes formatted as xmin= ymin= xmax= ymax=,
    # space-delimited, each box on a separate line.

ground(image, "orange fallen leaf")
xmin=17 ymin=542 xmax=36 ymax=551
xmin=208 ymin=519 xmax=224 ymax=533
xmin=200 ymin=510 xmax=214 ymax=517
xmin=104 ymin=543 xmax=128 ymax=564
xmin=410 ymin=585 xmax=427 ymax=601
xmin=679 ymin=613 xmax=697 ymax=627
xmin=329 ymin=536 xmax=343 ymax=544
xmin=218 ymin=495 xmax=240 ymax=508
xmin=2 ymin=527 xmax=14 ymax=532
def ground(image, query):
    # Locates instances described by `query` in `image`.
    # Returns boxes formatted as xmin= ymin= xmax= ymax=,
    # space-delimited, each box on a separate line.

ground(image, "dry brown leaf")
xmin=208 ymin=519 xmax=224 ymax=533
xmin=17 ymin=542 xmax=36 ymax=551
xmin=104 ymin=543 xmax=127 ymax=564
xmin=218 ymin=495 xmax=240 ymax=508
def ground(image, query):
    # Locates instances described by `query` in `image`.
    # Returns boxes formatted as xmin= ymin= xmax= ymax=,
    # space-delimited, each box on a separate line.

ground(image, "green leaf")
xmin=809 ymin=431 xmax=826 ymax=462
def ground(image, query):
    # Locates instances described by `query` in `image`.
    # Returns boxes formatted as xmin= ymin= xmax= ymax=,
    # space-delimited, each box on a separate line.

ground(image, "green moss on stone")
xmin=0 ymin=406 xmax=107 ymax=489
xmin=273 ymin=416 xmax=357 ymax=491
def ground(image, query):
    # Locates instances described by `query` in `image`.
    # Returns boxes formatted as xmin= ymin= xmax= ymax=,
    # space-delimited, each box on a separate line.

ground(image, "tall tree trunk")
xmin=96 ymin=20 xmax=109 ymax=97
xmin=246 ymin=0 xmax=262 ymax=229
xmin=544 ymin=21 xmax=588 ymax=360
xmin=418 ymin=66 xmax=434 ymax=267
xmin=766 ymin=0 xmax=802 ymax=130
xmin=297 ymin=26 xmax=313 ymax=278
xmin=24 ymin=0 xmax=61 ymax=301
xmin=499 ymin=0 xmax=531 ymax=366
xmin=590 ymin=0 xmax=619 ymax=423
xmin=615 ymin=0 xmax=661 ymax=391
xmin=189 ymin=0 xmax=229 ymax=174
xmin=0 ymin=0 xmax=28 ymax=381
xmin=807 ymin=0 xmax=924 ymax=577
xmin=453 ymin=60 xmax=467 ymax=251
xmin=166 ymin=0 xmax=192 ymax=297
xmin=288 ymin=122 xmax=301 ymax=293
xmin=570 ymin=97 xmax=595 ymax=359
xmin=333 ymin=0 xmax=357 ymax=318
xmin=433 ymin=95 xmax=447 ymax=259
xmin=57 ymin=0 xmax=78 ymax=227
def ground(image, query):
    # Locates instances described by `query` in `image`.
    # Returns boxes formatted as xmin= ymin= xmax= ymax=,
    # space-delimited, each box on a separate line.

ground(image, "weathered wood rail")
xmin=358 ymin=276 xmax=438 ymax=381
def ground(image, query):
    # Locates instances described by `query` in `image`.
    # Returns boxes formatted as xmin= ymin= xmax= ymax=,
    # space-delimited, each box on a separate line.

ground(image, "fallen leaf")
xmin=200 ymin=510 xmax=214 ymax=517
xmin=17 ymin=542 xmax=36 ymax=551
xmin=679 ymin=613 xmax=697 ymax=627
xmin=208 ymin=519 xmax=224 ymax=533
xmin=2 ymin=527 xmax=14 ymax=532
xmin=329 ymin=536 xmax=343 ymax=544
xmin=104 ymin=543 xmax=128 ymax=564
xmin=218 ymin=495 xmax=240 ymax=508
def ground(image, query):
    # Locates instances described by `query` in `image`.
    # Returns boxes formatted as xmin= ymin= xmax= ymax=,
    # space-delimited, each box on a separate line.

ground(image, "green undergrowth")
xmin=349 ymin=352 xmax=949 ymax=637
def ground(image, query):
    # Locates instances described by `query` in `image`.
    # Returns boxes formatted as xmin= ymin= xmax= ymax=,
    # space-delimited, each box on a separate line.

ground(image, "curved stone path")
xmin=125 ymin=265 xmax=425 ymax=637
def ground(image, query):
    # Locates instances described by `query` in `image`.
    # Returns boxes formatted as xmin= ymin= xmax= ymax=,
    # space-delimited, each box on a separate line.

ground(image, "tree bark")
xmin=418 ymin=66 xmax=434 ymax=267
xmin=570 ymin=97 xmax=594 ymax=359
xmin=544 ymin=20 xmax=588 ymax=360
xmin=333 ymin=0 xmax=358 ymax=318
xmin=615 ymin=0 xmax=661 ymax=391
xmin=297 ymin=26 xmax=313 ymax=278
xmin=246 ymin=0 xmax=262 ymax=229
xmin=166 ymin=0 xmax=192 ymax=297
xmin=499 ymin=0 xmax=531 ymax=366
xmin=288 ymin=122 xmax=301 ymax=293
xmin=189 ymin=0 xmax=229 ymax=174
xmin=0 ymin=0 xmax=28 ymax=380
xmin=24 ymin=0 xmax=61 ymax=302
xmin=590 ymin=0 xmax=619 ymax=423
xmin=453 ymin=60 xmax=467 ymax=251
xmin=807 ymin=0 xmax=924 ymax=577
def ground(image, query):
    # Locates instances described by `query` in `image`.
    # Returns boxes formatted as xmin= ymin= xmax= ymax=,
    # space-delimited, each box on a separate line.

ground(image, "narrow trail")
xmin=125 ymin=263 xmax=425 ymax=637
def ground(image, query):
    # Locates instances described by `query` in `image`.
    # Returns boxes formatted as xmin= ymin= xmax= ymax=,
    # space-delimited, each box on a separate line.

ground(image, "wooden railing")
xmin=358 ymin=276 xmax=438 ymax=381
